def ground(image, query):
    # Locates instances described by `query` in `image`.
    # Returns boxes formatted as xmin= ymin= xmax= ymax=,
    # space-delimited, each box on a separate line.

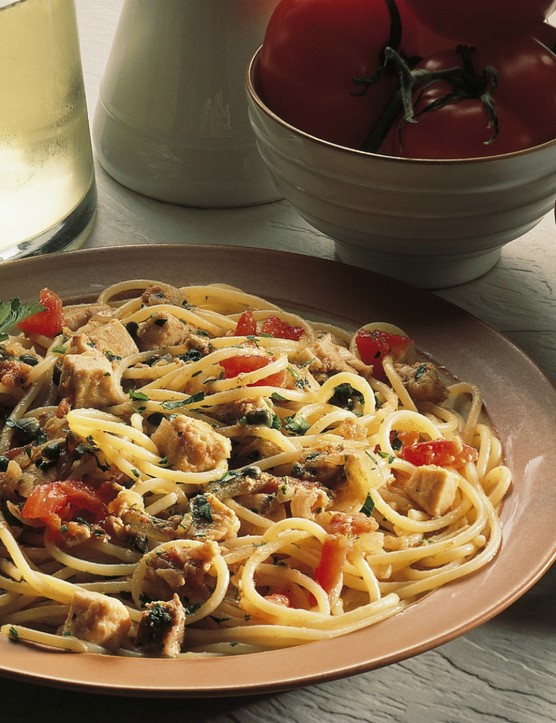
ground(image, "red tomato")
xmin=400 ymin=439 xmax=478 ymax=468
xmin=355 ymin=328 xmax=413 ymax=379
xmin=22 ymin=480 xmax=109 ymax=535
xmin=396 ymin=0 xmax=453 ymax=58
xmin=381 ymin=37 xmax=556 ymax=158
xmin=314 ymin=534 xmax=349 ymax=596
xmin=219 ymin=355 xmax=286 ymax=387
xmin=259 ymin=0 xmax=405 ymax=148
xmin=260 ymin=315 xmax=304 ymax=341
xmin=235 ymin=310 xmax=257 ymax=336
xmin=404 ymin=0 xmax=556 ymax=44
xmin=478 ymin=35 xmax=556 ymax=144
xmin=17 ymin=288 xmax=64 ymax=338
xmin=235 ymin=311 xmax=304 ymax=340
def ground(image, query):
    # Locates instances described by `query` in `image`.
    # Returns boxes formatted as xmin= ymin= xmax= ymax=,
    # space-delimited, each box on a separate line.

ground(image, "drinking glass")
xmin=0 ymin=0 xmax=96 ymax=262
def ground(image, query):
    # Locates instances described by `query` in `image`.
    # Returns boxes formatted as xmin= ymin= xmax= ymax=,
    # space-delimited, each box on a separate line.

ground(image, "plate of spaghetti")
xmin=0 ymin=245 xmax=554 ymax=697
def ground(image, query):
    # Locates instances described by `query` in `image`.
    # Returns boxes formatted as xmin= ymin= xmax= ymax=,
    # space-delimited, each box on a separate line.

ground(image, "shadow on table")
xmin=487 ymin=560 xmax=556 ymax=635
xmin=1 ymin=679 xmax=274 ymax=723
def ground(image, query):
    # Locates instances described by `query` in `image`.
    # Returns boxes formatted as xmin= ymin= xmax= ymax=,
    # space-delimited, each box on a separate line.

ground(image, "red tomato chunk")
xmin=355 ymin=329 xmax=413 ymax=379
xmin=235 ymin=311 xmax=304 ymax=341
xmin=22 ymin=480 xmax=109 ymax=534
xmin=314 ymin=534 xmax=349 ymax=596
xmin=400 ymin=439 xmax=478 ymax=468
xmin=219 ymin=355 xmax=286 ymax=387
xmin=17 ymin=288 xmax=64 ymax=338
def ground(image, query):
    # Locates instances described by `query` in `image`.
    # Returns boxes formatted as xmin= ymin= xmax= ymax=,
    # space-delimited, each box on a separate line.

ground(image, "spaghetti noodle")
xmin=0 ymin=280 xmax=510 ymax=657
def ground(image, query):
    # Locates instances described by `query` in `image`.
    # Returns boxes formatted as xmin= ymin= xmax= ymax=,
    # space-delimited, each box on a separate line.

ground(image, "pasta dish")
xmin=0 ymin=280 xmax=510 ymax=657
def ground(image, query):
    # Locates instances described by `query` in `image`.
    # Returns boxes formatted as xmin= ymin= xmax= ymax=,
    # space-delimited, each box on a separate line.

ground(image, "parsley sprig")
xmin=0 ymin=298 xmax=44 ymax=341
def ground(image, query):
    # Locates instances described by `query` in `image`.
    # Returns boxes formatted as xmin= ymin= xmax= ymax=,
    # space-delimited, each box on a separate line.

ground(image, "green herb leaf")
xmin=0 ymin=298 xmax=44 ymax=341
xmin=161 ymin=392 xmax=205 ymax=409
xmin=360 ymin=493 xmax=375 ymax=517
xmin=284 ymin=415 xmax=310 ymax=435
xmin=330 ymin=383 xmax=364 ymax=411
xmin=193 ymin=494 xmax=213 ymax=523
xmin=130 ymin=390 xmax=149 ymax=401
xmin=415 ymin=363 xmax=428 ymax=381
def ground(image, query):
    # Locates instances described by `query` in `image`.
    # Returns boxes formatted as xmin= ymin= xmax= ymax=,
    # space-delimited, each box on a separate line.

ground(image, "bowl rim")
xmin=245 ymin=45 xmax=556 ymax=166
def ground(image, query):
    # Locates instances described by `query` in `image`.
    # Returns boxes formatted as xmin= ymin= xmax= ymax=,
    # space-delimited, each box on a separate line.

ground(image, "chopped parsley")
xmin=161 ymin=392 xmax=205 ymax=409
xmin=414 ymin=363 xmax=428 ymax=380
xmin=330 ymin=383 xmax=364 ymax=411
xmin=192 ymin=494 xmax=213 ymax=523
xmin=360 ymin=493 xmax=375 ymax=517
xmin=129 ymin=389 xmax=149 ymax=401
xmin=284 ymin=415 xmax=310 ymax=435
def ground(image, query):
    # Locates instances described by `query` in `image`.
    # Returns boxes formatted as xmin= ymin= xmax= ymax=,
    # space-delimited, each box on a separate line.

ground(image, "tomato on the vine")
xmin=380 ymin=36 xmax=556 ymax=159
xmin=259 ymin=0 xmax=419 ymax=148
xmin=16 ymin=288 xmax=64 ymax=338
xmin=395 ymin=0 xmax=452 ymax=58
xmin=404 ymin=0 xmax=556 ymax=45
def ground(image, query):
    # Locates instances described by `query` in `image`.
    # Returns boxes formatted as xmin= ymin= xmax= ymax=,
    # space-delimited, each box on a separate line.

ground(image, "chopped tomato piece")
xmin=235 ymin=310 xmax=257 ymax=336
xmin=22 ymin=480 xmax=109 ymax=535
xmin=17 ymin=288 xmax=64 ymax=338
xmin=234 ymin=311 xmax=305 ymax=341
xmin=260 ymin=315 xmax=304 ymax=341
xmin=219 ymin=355 xmax=286 ymax=387
xmin=314 ymin=533 xmax=349 ymax=596
xmin=400 ymin=439 xmax=478 ymax=468
xmin=355 ymin=329 xmax=413 ymax=379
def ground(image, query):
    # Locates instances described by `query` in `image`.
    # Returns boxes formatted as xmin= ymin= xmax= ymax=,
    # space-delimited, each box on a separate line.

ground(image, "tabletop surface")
xmin=1 ymin=2 xmax=555 ymax=721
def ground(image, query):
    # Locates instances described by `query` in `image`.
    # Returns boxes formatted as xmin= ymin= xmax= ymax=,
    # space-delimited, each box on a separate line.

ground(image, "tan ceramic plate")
xmin=0 ymin=245 xmax=554 ymax=697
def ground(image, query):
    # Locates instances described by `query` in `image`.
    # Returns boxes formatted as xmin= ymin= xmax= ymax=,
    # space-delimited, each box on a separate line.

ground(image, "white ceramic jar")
xmin=93 ymin=0 xmax=281 ymax=207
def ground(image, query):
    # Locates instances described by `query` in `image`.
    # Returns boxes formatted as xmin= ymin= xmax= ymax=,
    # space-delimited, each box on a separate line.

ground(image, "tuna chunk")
xmin=63 ymin=304 xmax=112 ymax=332
xmin=141 ymin=283 xmax=186 ymax=308
xmin=300 ymin=333 xmax=373 ymax=381
xmin=141 ymin=540 xmax=219 ymax=603
xmin=135 ymin=594 xmax=186 ymax=658
xmin=180 ymin=492 xmax=240 ymax=541
xmin=70 ymin=317 xmax=138 ymax=359
xmin=59 ymin=348 xmax=127 ymax=408
xmin=63 ymin=589 xmax=131 ymax=651
xmin=399 ymin=465 xmax=458 ymax=517
xmin=394 ymin=362 xmax=448 ymax=404
xmin=136 ymin=312 xmax=191 ymax=351
xmin=151 ymin=415 xmax=231 ymax=472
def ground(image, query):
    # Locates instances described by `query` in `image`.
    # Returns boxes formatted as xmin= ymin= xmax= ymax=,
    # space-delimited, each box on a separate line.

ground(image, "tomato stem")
xmin=351 ymin=0 xmax=405 ymax=97
xmin=360 ymin=45 xmax=501 ymax=153
xmin=383 ymin=0 xmax=402 ymax=53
